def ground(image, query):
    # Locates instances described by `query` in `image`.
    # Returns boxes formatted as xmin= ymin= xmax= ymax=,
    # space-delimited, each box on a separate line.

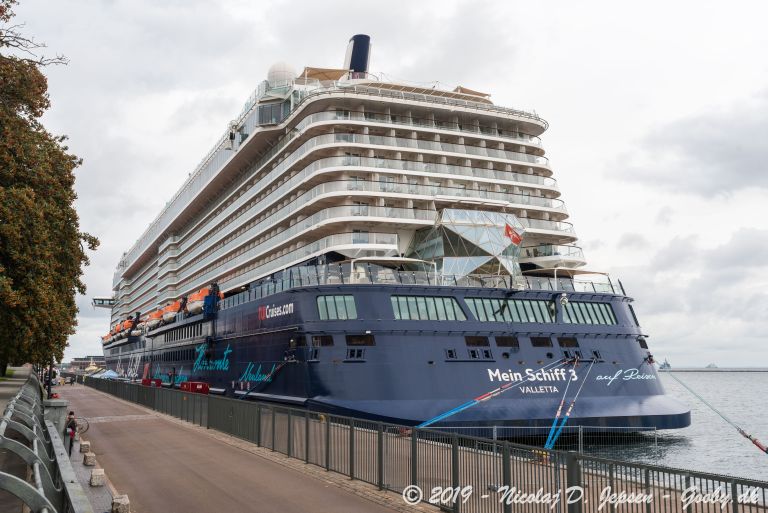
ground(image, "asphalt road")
xmin=57 ymin=385 xmax=400 ymax=513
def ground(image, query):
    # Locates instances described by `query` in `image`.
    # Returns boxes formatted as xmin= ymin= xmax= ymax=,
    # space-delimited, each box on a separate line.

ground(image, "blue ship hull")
xmin=103 ymin=284 xmax=691 ymax=430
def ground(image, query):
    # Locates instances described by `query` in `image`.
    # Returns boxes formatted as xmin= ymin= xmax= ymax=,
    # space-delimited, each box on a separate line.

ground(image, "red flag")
xmin=504 ymin=224 xmax=522 ymax=245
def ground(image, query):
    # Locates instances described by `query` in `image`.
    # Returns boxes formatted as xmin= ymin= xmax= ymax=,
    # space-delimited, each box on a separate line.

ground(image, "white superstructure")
xmin=109 ymin=37 xmax=585 ymax=324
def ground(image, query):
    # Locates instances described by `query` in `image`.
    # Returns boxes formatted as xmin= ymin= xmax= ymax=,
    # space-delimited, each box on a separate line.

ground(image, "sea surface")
xmin=591 ymin=372 xmax=768 ymax=482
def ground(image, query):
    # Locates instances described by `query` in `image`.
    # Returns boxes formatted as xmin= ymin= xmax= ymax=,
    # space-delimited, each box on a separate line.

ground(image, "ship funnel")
xmin=343 ymin=34 xmax=371 ymax=75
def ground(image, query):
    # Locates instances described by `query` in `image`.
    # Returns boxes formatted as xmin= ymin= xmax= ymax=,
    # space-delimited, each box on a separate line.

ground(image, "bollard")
xmin=112 ymin=494 xmax=130 ymax=513
xmin=90 ymin=468 xmax=106 ymax=487
xmin=83 ymin=452 xmax=97 ymax=466
xmin=80 ymin=440 xmax=91 ymax=453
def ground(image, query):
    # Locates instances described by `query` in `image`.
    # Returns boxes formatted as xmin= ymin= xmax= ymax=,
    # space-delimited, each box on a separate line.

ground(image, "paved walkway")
xmin=56 ymin=385 xmax=415 ymax=513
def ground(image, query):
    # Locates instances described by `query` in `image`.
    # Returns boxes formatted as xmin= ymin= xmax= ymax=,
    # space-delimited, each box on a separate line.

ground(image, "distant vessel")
xmin=659 ymin=359 xmax=672 ymax=371
xmin=95 ymin=35 xmax=690 ymax=430
xmin=705 ymin=363 xmax=718 ymax=369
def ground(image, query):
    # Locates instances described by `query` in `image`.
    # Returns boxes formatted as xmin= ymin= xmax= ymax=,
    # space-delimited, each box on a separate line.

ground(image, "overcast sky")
xmin=14 ymin=0 xmax=768 ymax=366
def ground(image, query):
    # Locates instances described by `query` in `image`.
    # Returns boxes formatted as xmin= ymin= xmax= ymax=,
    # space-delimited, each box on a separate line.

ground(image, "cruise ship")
xmin=97 ymin=35 xmax=690 ymax=429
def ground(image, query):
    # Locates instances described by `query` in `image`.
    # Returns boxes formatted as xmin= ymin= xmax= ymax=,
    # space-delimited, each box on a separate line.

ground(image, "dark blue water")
xmin=611 ymin=372 xmax=768 ymax=481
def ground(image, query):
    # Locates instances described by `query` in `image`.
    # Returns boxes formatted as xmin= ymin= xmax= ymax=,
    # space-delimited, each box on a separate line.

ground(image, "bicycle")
xmin=76 ymin=416 xmax=89 ymax=435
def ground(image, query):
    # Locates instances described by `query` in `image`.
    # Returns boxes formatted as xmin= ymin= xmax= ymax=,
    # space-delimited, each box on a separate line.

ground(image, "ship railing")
xmin=218 ymin=265 xmax=625 ymax=310
xmin=0 ymin=373 xmax=93 ymax=513
xmin=85 ymin=379 xmax=768 ymax=513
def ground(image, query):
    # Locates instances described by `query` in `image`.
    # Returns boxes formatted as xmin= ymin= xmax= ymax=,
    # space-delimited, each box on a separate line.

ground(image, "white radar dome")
xmin=267 ymin=62 xmax=297 ymax=86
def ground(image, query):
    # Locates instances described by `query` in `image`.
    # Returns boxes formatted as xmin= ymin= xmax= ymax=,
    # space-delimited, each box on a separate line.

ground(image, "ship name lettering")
xmin=193 ymin=344 xmax=232 ymax=372
xmin=596 ymin=369 xmax=658 ymax=386
xmin=488 ymin=368 xmax=571 ymax=382
xmin=520 ymin=385 xmax=560 ymax=394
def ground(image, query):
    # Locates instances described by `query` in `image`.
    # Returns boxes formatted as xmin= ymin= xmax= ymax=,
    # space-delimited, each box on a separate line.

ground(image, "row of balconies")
xmin=173 ymin=132 xmax=557 ymax=262
xmin=156 ymin=231 xmax=400 ymax=304
xmin=118 ymin=198 xmax=580 ymax=311
xmin=155 ymin=200 xmax=583 ymax=304
xmin=315 ymin=110 xmax=544 ymax=151
xmin=119 ymin=103 xmax=553 ymax=272
xmin=175 ymin=154 xmax=559 ymax=267
xmin=163 ymin=179 xmax=569 ymax=284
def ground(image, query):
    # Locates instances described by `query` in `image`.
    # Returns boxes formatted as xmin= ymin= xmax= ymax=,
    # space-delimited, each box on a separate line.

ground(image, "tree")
xmin=0 ymin=0 xmax=98 ymax=376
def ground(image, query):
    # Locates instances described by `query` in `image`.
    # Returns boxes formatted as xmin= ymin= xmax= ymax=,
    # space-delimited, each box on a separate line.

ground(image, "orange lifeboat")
xmin=122 ymin=319 xmax=134 ymax=332
xmin=101 ymin=334 xmax=111 ymax=345
xmin=187 ymin=287 xmax=209 ymax=315
xmin=146 ymin=310 xmax=163 ymax=330
xmin=162 ymin=300 xmax=182 ymax=323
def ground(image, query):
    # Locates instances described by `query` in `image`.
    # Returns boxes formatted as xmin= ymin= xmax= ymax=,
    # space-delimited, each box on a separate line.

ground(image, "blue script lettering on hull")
xmin=239 ymin=362 xmax=277 ymax=383
xmin=193 ymin=344 xmax=232 ymax=372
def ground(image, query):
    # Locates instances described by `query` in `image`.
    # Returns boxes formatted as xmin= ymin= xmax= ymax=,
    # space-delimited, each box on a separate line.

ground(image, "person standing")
xmin=64 ymin=411 xmax=77 ymax=456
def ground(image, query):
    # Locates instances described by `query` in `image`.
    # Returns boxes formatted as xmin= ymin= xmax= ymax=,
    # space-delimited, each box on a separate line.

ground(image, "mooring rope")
xmin=666 ymin=370 xmax=768 ymax=455
xmin=545 ymin=358 xmax=596 ymax=450
xmin=417 ymin=359 xmax=567 ymax=428
xmin=544 ymin=357 xmax=579 ymax=448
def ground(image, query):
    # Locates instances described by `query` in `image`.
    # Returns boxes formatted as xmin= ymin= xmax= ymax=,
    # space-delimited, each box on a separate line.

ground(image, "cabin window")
xmin=346 ymin=334 xmax=375 ymax=346
xmin=468 ymin=348 xmax=493 ymax=360
xmin=531 ymin=337 xmax=553 ymax=348
xmin=465 ymin=298 xmax=554 ymax=323
xmin=495 ymin=336 xmax=520 ymax=350
xmin=445 ymin=349 xmax=457 ymax=360
xmin=346 ymin=349 xmax=365 ymax=360
xmin=637 ymin=337 xmax=648 ymax=349
xmin=628 ymin=304 xmax=640 ymax=326
xmin=465 ymin=336 xmax=489 ymax=347
xmin=558 ymin=337 xmax=579 ymax=348
xmin=391 ymin=296 xmax=466 ymax=321
xmin=317 ymin=295 xmax=357 ymax=320
xmin=562 ymin=302 xmax=617 ymax=325
xmin=311 ymin=335 xmax=334 ymax=347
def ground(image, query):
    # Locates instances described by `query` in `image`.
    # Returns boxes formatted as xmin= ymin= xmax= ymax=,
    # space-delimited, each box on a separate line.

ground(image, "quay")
xmin=82 ymin=379 xmax=768 ymax=513
xmin=5 ymin=372 xmax=767 ymax=512
xmin=54 ymin=384 xmax=416 ymax=513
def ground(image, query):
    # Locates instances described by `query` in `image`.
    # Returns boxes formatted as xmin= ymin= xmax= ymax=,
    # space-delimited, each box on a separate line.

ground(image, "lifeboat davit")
xmin=162 ymin=301 xmax=181 ymax=323
xmin=131 ymin=317 xmax=145 ymax=336
xmin=146 ymin=310 xmax=163 ymax=330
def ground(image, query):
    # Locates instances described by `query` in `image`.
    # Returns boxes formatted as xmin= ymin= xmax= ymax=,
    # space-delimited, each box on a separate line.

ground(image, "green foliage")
xmin=0 ymin=0 xmax=98 ymax=370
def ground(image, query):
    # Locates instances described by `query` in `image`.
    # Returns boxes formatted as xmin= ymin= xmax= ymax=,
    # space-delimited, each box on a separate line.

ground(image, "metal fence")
xmin=430 ymin=425 xmax=659 ymax=456
xmin=85 ymin=379 xmax=767 ymax=513
xmin=1 ymin=374 xmax=93 ymax=513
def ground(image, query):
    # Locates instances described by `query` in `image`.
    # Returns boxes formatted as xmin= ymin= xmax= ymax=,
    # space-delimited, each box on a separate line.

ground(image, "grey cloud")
xmin=614 ymin=90 xmax=768 ymax=196
xmin=655 ymin=206 xmax=673 ymax=225
xmin=617 ymin=232 xmax=649 ymax=250
xmin=648 ymin=235 xmax=698 ymax=270
xmin=617 ymin=229 xmax=768 ymax=324
xmin=700 ymin=228 xmax=768 ymax=271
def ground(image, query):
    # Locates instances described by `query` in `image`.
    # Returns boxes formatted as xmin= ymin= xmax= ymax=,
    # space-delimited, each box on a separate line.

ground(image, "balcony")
xmin=519 ymin=244 xmax=586 ymax=268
